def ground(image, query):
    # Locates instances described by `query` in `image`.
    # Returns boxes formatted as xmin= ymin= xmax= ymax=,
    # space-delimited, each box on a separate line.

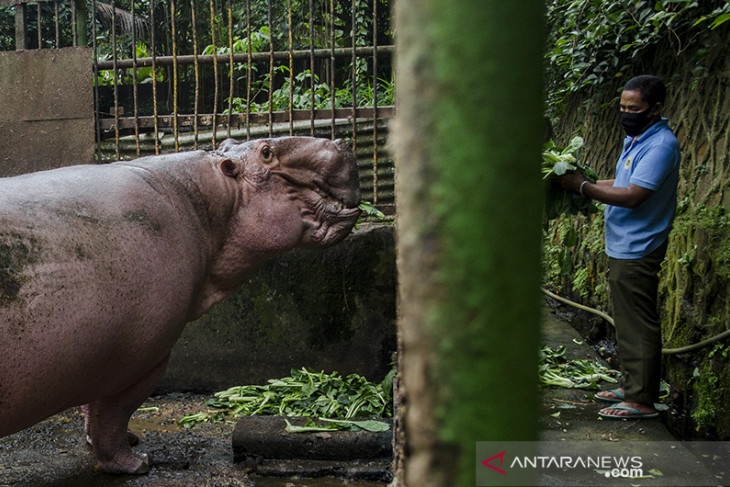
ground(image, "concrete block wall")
xmin=158 ymin=224 xmax=397 ymax=393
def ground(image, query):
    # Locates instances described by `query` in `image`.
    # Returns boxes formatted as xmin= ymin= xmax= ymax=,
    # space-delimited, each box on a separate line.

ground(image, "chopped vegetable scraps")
xmin=539 ymin=344 xmax=620 ymax=390
xmin=178 ymin=367 xmax=395 ymax=429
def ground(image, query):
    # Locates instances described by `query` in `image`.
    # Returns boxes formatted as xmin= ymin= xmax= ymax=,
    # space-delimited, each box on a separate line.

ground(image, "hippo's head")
xmin=217 ymin=137 xmax=361 ymax=250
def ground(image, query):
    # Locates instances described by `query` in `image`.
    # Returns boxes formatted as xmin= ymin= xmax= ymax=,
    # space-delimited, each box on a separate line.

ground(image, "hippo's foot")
xmin=97 ymin=450 xmax=150 ymax=475
xmin=88 ymin=425 xmax=151 ymax=475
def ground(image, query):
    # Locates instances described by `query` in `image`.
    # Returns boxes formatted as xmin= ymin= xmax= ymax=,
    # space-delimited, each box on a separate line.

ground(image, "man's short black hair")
xmin=623 ymin=75 xmax=666 ymax=106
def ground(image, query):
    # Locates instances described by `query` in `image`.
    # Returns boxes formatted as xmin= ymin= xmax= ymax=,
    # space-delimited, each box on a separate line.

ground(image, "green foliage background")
xmin=545 ymin=0 xmax=730 ymax=120
xmin=0 ymin=0 xmax=393 ymax=115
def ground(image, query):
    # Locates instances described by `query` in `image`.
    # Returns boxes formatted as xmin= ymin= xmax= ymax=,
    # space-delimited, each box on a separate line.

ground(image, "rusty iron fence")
xmin=0 ymin=0 xmax=394 ymax=213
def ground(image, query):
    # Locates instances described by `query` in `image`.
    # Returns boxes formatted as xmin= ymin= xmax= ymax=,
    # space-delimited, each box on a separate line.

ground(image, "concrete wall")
xmin=158 ymin=224 xmax=397 ymax=393
xmin=0 ymin=48 xmax=94 ymax=176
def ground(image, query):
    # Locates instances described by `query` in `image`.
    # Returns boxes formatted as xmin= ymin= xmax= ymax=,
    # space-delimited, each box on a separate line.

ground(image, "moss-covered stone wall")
xmin=545 ymin=43 xmax=730 ymax=438
xmin=158 ymin=224 xmax=397 ymax=393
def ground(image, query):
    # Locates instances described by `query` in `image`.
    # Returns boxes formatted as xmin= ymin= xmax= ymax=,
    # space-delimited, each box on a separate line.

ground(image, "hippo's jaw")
xmin=294 ymin=183 xmax=362 ymax=247
xmin=271 ymin=139 xmax=361 ymax=247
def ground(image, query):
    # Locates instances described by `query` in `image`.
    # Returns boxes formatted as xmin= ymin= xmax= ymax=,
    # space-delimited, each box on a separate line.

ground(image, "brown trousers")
xmin=608 ymin=240 xmax=668 ymax=404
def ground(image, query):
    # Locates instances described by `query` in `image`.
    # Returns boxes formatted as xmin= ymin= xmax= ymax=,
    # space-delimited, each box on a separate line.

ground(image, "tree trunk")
xmin=393 ymin=1 xmax=545 ymax=485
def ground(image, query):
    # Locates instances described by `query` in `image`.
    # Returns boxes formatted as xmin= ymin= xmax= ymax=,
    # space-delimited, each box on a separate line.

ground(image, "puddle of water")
xmin=129 ymin=416 xmax=183 ymax=433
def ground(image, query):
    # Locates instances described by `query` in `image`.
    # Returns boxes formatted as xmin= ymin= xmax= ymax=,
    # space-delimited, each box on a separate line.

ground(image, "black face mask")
xmin=620 ymin=106 xmax=655 ymax=137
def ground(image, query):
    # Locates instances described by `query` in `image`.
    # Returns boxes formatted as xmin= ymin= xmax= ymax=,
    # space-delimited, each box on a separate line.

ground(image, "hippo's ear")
xmin=219 ymin=159 xmax=241 ymax=178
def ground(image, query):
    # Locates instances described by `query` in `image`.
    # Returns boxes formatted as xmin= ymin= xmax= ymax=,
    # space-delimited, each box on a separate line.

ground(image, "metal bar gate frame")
xmin=0 ymin=0 xmax=395 ymax=213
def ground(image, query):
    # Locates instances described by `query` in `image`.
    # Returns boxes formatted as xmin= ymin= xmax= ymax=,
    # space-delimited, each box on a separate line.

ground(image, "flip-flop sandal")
xmin=594 ymin=389 xmax=624 ymax=403
xmin=598 ymin=403 xmax=659 ymax=420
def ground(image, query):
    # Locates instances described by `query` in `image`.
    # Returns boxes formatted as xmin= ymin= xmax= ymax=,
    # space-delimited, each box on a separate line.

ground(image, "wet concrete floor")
xmin=540 ymin=307 xmax=676 ymax=443
xmin=1 ymin=307 xmax=683 ymax=486
xmin=0 ymin=393 xmax=386 ymax=487
xmin=536 ymin=307 xmax=730 ymax=486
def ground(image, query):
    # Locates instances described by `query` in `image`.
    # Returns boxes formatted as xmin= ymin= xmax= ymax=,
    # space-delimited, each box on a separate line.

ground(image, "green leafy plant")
xmin=572 ymin=267 xmax=592 ymax=298
xmin=203 ymin=26 xmax=271 ymax=87
xmin=95 ymin=41 xmax=164 ymax=87
xmin=202 ymin=26 xmax=271 ymax=57
xmin=356 ymin=73 xmax=395 ymax=107
xmin=178 ymin=367 xmax=395 ymax=429
xmin=358 ymin=200 xmax=385 ymax=219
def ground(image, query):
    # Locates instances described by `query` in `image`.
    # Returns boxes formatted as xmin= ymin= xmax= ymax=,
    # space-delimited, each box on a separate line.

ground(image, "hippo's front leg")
xmin=82 ymin=405 xmax=140 ymax=447
xmin=84 ymin=355 xmax=170 ymax=474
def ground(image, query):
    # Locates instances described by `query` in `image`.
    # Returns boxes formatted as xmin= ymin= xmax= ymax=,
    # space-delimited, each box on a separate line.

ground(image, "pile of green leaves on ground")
xmin=539 ymin=344 xmax=619 ymax=390
xmin=178 ymin=367 xmax=395 ymax=431
xmin=542 ymin=136 xmax=600 ymax=222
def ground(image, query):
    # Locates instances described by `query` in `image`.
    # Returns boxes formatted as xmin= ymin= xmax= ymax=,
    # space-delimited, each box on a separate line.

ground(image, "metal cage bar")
xmin=191 ymin=0 xmax=200 ymax=149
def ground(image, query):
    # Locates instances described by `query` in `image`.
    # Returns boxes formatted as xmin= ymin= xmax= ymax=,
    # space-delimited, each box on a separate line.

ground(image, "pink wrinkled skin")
xmin=0 ymin=136 xmax=360 ymax=474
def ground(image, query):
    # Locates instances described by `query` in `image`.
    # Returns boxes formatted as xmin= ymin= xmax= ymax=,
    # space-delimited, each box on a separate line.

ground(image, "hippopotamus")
xmin=0 ymin=136 xmax=360 ymax=474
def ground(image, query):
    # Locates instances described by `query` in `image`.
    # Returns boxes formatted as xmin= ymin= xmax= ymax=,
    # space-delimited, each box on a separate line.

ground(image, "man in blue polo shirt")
xmin=557 ymin=75 xmax=681 ymax=419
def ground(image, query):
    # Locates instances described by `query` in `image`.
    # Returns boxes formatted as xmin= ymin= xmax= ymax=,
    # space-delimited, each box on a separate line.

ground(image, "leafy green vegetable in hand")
xmin=541 ymin=136 xmax=583 ymax=177
xmin=542 ymin=136 xmax=600 ymax=222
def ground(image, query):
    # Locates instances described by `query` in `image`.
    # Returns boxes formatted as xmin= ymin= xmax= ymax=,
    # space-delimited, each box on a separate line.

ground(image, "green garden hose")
xmin=541 ymin=287 xmax=730 ymax=355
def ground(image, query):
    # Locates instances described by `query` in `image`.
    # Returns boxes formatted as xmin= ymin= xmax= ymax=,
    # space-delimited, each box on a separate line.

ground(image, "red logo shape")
xmin=482 ymin=450 xmax=507 ymax=475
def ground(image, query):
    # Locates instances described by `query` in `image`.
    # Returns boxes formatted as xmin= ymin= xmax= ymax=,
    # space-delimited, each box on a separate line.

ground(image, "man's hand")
xmin=554 ymin=172 xmax=652 ymax=209
xmin=553 ymin=170 xmax=585 ymax=193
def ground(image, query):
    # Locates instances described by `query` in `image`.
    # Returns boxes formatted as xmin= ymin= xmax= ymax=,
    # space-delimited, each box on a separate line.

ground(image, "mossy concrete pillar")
xmin=393 ymin=1 xmax=545 ymax=485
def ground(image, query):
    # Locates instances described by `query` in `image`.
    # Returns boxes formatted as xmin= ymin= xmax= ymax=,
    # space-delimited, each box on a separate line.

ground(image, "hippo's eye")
xmin=261 ymin=146 xmax=272 ymax=161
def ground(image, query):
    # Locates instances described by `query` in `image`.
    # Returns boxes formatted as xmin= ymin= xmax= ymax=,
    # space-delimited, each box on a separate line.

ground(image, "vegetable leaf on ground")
xmin=178 ymin=367 xmax=395 ymax=429
xmin=539 ymin=344 xmax=620 ymax=390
